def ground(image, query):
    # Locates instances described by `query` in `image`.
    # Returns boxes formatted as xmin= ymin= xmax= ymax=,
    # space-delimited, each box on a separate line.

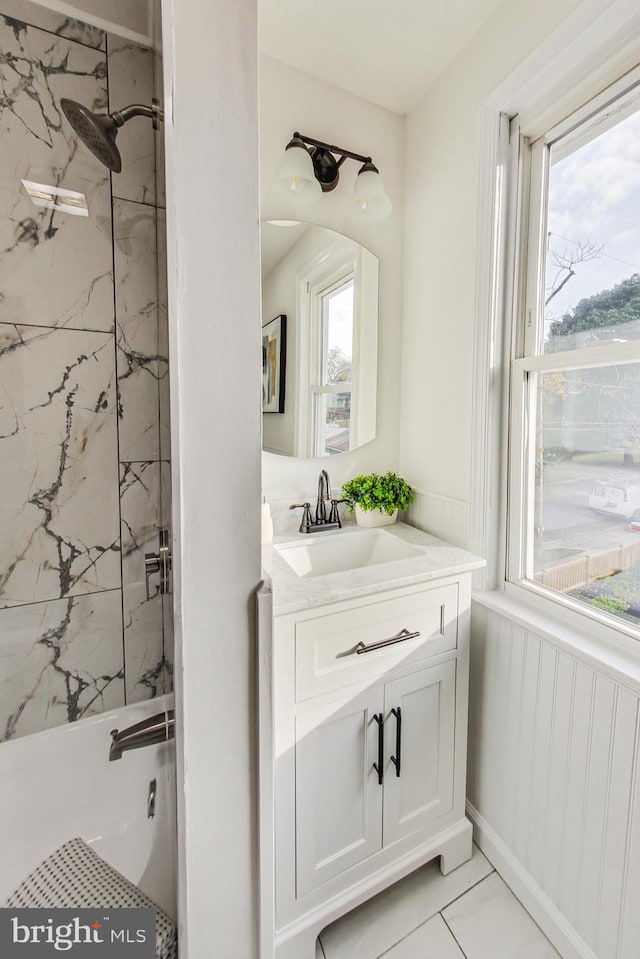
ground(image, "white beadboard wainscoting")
xmin=407 ymin=489 xmax=470 ymax=549
xmin=468 ymin=594 xmax=640 ymax=959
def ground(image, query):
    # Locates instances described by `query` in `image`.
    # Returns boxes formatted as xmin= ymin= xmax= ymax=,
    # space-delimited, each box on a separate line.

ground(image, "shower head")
xmin=61 ymin=99 xmax=122 ymax=172
xmin=61 ymin=99 xmax=163 ymax=173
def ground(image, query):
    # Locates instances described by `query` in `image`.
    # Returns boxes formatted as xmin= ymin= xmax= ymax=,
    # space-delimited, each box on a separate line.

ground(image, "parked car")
xmin=588 ymin=477 xmax=640 ymax=519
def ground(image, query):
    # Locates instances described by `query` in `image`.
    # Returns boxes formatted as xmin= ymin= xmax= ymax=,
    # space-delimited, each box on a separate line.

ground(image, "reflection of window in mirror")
xmin=297 ymin=241 xmax=372 ymax=457
xmin=310 ymin=270 xmax=356 ymax=456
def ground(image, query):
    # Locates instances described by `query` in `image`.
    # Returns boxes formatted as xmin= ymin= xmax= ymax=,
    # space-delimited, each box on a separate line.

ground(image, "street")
xmin=536 ymin=461 xmax=640 ymax=569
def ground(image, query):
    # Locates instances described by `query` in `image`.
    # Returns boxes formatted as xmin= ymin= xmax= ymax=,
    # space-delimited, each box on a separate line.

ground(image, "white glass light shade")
xmin=274 ymin=143 xmax=321 ymax=207
xmin=353 ymin=168 xmax=392 ymax=222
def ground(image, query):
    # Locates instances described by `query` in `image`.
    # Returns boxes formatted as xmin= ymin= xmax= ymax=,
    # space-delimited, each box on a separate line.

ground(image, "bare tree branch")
xmin=545 ymin=237 xmax=604 ymax=307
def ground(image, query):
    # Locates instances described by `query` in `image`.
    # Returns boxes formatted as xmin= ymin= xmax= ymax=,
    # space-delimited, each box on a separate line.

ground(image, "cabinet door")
xmin=295 ymin=686 xmax=384 ymax=897
xmin=383 ymin=661 xmax=455 ymax=847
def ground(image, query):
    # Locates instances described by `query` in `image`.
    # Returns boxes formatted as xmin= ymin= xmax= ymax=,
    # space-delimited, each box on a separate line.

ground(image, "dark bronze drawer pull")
xmin=355 ymin=628 xmax=421 ymax=655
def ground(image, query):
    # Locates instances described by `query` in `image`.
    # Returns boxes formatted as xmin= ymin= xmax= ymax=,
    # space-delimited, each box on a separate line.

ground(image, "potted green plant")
xmin=341 ymin=471 xmax=415 ymax=528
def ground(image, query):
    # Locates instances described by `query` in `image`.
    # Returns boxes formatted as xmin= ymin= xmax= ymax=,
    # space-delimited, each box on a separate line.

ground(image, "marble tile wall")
xmin=0 ymin=593 xmax=125 ymax=741
xmin=108 ymin=37 xmax=156 ymax=206
xmin=0 ymin=4 xmax=171 ymax=741
xmin=0 ymin=0 xmax=105 ymax=49
xmin=0 ymin=16 xmax=112 ymax=331
xmin=0 ymin=324 xmax=120 ymax=607
xmin=120 ymin=460 xmax=164 ymax=702
xmin=114 ymin=197 xmax=160 ymax=462
xmin=153 ymin=24 xmax=172 ymax=682
xmin=109 ymin=23 xmax=172 ymax=703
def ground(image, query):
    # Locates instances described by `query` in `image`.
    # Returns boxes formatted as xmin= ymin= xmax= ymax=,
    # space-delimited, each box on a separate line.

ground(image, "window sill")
xmin=472 ymin=584 xmax=640 ymax=693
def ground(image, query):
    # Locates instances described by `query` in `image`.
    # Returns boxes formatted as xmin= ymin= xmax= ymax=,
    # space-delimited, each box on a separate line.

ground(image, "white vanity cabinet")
xmin=261 ymin=534 xmax=483 ymax=959
xmin=294 ymin=657 xmax=456 ymax=897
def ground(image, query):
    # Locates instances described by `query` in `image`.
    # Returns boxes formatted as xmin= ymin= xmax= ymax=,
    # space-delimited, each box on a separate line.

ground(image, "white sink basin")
xmin=274 ymin=528 xmax=424 ymax=578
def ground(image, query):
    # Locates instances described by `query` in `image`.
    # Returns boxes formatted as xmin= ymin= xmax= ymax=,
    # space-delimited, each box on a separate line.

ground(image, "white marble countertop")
xmin=262 ymin=521 xmax=485 ymax=616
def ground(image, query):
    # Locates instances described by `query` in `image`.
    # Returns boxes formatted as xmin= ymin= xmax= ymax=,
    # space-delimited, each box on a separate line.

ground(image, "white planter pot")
xmin=354 ymin=505 xmax=398 ymax=528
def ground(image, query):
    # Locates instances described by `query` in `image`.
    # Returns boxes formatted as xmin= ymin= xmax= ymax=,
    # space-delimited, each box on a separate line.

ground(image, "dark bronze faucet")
xmin=289 ymin=470 xmax=348 ymax=533
xmin=316 ymin=469 xmax=330 ymax=523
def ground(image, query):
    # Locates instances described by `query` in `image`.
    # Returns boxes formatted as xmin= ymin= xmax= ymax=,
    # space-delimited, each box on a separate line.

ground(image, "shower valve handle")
xmin=145 ymin=528 xmax=172 ymax=600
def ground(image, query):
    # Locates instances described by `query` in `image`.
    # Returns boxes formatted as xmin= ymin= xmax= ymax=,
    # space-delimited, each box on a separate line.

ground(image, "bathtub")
xmin=0 ymin=695 xmax=177 ymax=919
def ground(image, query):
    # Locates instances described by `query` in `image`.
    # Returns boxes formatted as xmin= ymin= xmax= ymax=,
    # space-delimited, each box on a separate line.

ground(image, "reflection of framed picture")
xmin=262 ymin=314 xmax=286 ymax=414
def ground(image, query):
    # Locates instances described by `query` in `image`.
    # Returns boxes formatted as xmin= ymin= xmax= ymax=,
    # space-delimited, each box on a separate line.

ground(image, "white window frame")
xmin=309 ymin=268 xmax=357 ymax=457
xmin=504 ymin=65 xmax=640 ymax=643
xmin=296 ymin=244 xmax=360 ymax=457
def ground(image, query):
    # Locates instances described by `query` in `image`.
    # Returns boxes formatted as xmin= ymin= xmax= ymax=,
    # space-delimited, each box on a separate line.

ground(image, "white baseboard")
xmin=466 ymin=801 xmax=597 ymax=959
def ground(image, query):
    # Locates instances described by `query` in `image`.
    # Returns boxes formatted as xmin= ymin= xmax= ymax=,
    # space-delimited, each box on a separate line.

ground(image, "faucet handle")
xmin=289 ymin=502 xmax=313 ymax=533
xmin=329 ymin=498 xmax=348 ymax=526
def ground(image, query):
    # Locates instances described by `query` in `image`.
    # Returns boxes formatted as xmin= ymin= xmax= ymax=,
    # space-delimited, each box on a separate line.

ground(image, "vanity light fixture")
xmin=274 ymin=132 xmax=392 ymax=222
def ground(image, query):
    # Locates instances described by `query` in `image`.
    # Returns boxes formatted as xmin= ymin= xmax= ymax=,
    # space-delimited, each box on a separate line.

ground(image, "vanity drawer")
xmin=294 ymin=583 xmax=458 ymax=702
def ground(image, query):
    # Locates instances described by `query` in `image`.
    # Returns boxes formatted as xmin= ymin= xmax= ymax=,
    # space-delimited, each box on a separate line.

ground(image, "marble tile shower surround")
xmin=0 ymin=592 xmax=125 ymax=742
xmin=0 ymin=324 xmax=121 ymax=607
xmin=0 ymin=0 xmax=105 ymax=49
xmin=114 ymin=197 xmax=162 ymax=462
xmin=0 ymin=6 xmax=171 ymax=742
xmin=0 ymin=17 xmax=113 ymax=332
xmin=120 ymin=460 xmax=171 ymax=703
xmin=157 ymin=208 xmax=170 ymax=460
xmin=108 ymin=37 xmax=156 ymax=207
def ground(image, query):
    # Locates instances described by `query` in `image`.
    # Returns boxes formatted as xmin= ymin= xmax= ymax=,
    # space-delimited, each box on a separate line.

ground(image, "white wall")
xmin=400 ymin=0 xmax=585 ymax=545
xmin=401 ymin=4 xmax=640 ymax=959
xmin=163 ymin=0 xmax=261 ymax=956
xmin=260 ymin=55 xmax=404 ymax=503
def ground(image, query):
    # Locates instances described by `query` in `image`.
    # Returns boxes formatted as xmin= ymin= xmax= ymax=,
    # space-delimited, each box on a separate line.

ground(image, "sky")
xmin=326 ymin=281 xmax=354 ymax=363
xmin=545 ymin=106 xmax=640 ymax=327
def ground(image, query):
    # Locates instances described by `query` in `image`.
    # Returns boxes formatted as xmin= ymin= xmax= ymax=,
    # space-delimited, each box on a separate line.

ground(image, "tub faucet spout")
xmin=109 ymin=709 xmax=175 ymax=761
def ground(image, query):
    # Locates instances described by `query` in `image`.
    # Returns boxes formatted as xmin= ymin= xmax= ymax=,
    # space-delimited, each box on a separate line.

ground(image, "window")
xmin=310 ymin=271 xmax=356 ymax=456
xmin=508 ymin=71 xmax=640 ymax=633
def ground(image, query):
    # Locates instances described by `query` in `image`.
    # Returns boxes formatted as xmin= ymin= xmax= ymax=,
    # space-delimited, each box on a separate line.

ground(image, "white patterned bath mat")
xmin=2 ymin=837 xmax=177 ymax=959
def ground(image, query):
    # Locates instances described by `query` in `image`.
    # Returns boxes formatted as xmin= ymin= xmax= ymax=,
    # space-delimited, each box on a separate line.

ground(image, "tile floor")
xmin=316 ymin=845 xmax=562 ymax=959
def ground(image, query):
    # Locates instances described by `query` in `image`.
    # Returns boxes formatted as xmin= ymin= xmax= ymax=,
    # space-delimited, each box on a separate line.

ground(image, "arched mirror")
xmin=261 ymin=220 xmax=379 ymax=458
